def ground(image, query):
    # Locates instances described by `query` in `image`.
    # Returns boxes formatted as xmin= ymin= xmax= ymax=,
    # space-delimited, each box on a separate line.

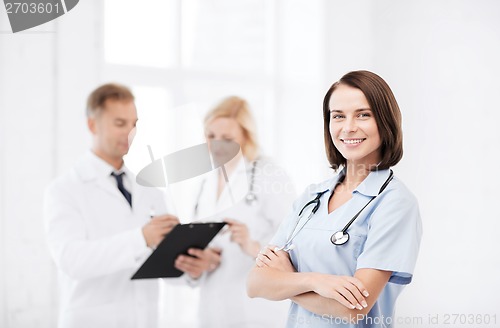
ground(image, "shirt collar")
xmin=308 ymin=167 xmax=392 ymax=197
xmin=307 ymin=168 xmax=345 ymax=196
xmin=77 ymin=151 xmax=129 ymax=181
xmin=226 ymin=156 xmax=253 ymax=178
xmin=235 ymin=156 xmax=248 ymax=175
xmin=88 ymin=151 xmax=125 ymax=176
xmin=354 ymin=169 xmax=392 ymax=197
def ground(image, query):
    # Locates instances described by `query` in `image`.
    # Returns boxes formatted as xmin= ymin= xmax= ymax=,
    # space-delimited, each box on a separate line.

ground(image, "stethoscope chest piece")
xmin=245 ymin=193 xmax=258 ymax=206
xmin=280 ymin=170 xmax=393 ymax=248
xmin=330 ymin=230 xmax=349 ymax=245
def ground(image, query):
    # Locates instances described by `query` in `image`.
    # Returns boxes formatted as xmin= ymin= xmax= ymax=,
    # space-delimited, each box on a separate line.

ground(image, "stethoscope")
xmin=277 ymin=170 xmax=394 ymax=251
xmin=194 ymin=160 xmax=259 ymax=216
xmin=244 ymin=160 xmax=258 ymax=206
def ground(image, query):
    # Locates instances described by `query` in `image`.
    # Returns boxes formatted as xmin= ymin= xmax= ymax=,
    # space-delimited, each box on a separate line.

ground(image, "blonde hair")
xmin=204 ymin=96 xmax=260 ymax=161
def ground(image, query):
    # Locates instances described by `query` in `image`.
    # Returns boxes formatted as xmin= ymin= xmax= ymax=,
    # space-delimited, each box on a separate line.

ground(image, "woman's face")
xmin=205 ymin=117 xmax=246 ymax=166
xmin=328 ymin=84 xmax=382 ymax=168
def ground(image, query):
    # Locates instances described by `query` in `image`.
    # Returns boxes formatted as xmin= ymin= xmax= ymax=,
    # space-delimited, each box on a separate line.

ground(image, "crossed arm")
xmin=246 ymin=246 xmax=392 ymax=322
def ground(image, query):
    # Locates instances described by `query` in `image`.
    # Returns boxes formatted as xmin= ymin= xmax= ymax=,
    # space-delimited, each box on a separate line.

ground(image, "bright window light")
xmin=125 ymin=86 xmax=172 ymax=175
xmin=104 ymin=0 xmax=178 ymax=67
xmin=180 ymin=0 xmax=270 ymax=73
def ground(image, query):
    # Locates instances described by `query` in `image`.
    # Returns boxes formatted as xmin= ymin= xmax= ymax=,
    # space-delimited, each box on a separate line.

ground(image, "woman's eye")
xmin=331 ymin=114 xmax=344 ymax=120
xmin=358 ymin=112 xmax=371 ymax=118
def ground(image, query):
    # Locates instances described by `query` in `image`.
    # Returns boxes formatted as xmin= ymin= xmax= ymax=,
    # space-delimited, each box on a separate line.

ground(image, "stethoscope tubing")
xmin=286 ymin=170 xmax=394 ymax=248
xmin=194 ymin=159 xmax=259 ymax=216
xmin=281 ymin=189 xmax=328 ymax=250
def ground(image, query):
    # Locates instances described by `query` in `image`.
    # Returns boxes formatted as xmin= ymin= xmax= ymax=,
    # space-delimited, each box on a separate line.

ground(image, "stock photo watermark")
xmin=3 ymin=0 xmax=79 ymax=33
xmin=290 ymin=313 xmax=498 ymax=327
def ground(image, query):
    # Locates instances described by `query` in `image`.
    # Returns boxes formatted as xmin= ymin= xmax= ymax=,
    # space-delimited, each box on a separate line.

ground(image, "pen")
xmin=150 ymin=206 xmax=155 ymax=219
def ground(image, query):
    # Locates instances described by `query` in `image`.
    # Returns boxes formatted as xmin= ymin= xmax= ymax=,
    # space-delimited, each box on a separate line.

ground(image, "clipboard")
xmin=131 ymin=222 xmax=226 ymax=279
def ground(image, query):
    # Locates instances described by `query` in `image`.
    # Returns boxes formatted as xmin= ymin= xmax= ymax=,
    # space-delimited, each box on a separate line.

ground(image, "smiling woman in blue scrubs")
xmin=247 ymin=70 xmax=422 ymax=328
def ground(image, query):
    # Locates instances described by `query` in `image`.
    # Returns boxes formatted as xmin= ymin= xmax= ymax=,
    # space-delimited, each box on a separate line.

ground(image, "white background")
xmin=1 ymin=0 xmax=499 ymax=327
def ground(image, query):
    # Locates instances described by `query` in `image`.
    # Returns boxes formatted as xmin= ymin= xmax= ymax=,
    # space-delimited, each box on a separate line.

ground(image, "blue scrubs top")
xmin=270 ymin=169 xmax=422 ymax=328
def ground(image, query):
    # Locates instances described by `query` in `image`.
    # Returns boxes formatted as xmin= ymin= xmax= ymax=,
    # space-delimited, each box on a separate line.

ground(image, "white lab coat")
xmin=192 ymin=157 xmax=296 ymax=328
xmin=44 ymin=152 xmax=169 ymax=328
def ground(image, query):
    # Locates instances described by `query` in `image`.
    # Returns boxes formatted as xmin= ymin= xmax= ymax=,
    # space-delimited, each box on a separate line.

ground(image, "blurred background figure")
xmin=43 ymin=83 xmax=179 ymax=328
xmin=174 ymin=96 xmax=296 ymax=327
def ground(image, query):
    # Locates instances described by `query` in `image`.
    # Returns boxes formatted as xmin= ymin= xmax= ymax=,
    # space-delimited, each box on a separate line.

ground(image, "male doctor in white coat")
xmin=44 ymin=83 xmax=179 ymax=328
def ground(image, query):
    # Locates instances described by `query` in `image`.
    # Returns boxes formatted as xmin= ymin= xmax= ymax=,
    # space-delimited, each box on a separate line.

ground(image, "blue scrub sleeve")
xmin=356 ymin=187 xmax=423 ymax=285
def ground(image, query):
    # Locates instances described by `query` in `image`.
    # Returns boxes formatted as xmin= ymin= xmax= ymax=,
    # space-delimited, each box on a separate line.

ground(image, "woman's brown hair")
xmin=323 ymin=70 xmax=403 ymax=171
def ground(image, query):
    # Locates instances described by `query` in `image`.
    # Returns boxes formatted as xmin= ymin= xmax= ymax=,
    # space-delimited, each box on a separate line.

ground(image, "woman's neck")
xmin=216 ymin=152 xmax=244 ymax=199
xmin=220 ymin=151 xmax=244 ymax=176
xmin=342 ymin=162 xmax=375 ymax=191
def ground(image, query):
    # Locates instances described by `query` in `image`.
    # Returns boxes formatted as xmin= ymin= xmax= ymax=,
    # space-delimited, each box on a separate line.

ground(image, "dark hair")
xmin=323 ymin=70 xmax=403 ymax=171
xmin=86 ymin=83 xmax=134 ymax=117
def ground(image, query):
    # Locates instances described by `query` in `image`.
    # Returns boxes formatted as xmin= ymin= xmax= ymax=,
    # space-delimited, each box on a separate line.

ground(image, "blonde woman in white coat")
xmin=175 ymin=96 xmax=296 ymax=327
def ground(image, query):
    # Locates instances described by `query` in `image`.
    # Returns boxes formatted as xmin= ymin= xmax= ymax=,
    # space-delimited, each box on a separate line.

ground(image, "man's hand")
xmin=142 ymin=214 xmax=179 ymax=249
xmin=175 ymin=247 xmax=222 ymax=279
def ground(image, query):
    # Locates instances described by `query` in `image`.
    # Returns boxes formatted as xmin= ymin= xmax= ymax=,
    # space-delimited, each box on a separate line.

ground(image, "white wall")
xmin=0 ymin=16 xmax=58 ymax=328
xmin=370 ymin=1 xmax=500 ymax=324
xmin=0 ymin=1 xmax=101 ymax=327
xmin=1 ymin=1 xmax=500 ymax=327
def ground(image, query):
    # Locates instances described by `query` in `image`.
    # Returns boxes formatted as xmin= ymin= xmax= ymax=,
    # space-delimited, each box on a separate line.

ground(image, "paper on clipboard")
xmin=131 ymin=222 xmax=226 ymax=279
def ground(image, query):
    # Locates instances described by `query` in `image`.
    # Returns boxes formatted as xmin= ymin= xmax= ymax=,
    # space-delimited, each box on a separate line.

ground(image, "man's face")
xmin=88 ymin=99 xmax=138 ymax=163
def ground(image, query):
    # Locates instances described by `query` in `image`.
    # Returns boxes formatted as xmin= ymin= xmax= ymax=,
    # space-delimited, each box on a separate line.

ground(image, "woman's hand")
xmin=255 ymin=245 xmax=296 ymax=272
xmin=309 ymin=273 xmax=369 ymax=310
xmin=174 ymin=247 xmax=222 ymax=279
xmin=225 ymin=218 xmax=260 ymax=257
xmin=256 ymin=246 xmax=368 ymax=310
